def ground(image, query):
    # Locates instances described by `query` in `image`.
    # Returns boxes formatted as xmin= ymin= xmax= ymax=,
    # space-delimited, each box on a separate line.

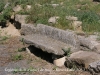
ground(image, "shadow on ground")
xmin=28 ymin=45 xmax=53 ymax=63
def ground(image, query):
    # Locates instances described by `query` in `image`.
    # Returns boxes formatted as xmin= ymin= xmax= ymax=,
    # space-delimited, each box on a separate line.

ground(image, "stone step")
xmin=22 ymin=34 xmax=77 ymax=55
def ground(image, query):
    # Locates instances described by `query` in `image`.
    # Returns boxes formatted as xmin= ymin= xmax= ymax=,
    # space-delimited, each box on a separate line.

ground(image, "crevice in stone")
xmin=14 ymin=21 xmax=21 ymax=29
xmin=27 ymin=45 xmax=53 ymax=63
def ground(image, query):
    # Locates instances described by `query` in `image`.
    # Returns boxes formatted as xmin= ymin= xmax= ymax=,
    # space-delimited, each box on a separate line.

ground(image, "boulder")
xmin=22 ymin=34 xmax=68 ymax=55
xmin=66 ymin=51 xmax=100 ymax=69
xmin=78 ymin=35 xmax=97 ymax=51
xmin=78 ymin=35 xmax=100 ymax=52
xmin=89 ymin=61 xmax=100 ymax=74
xmin=53 ymin=56 xmax=66 ymax=67
xmin=20 ymin=24 xmax=36 ymax=35
xmin=13 ymin=5 xmax=22 ymax=12
xmin=15 ymin=14 xmax=29 ymax=24
xmin=71 ymin=21 xmax=83 ymax=33
xmin=26 ymin=5 xmax=31 ymax=10
xmin=36 ymin=24 xmax=80 ymax=48
xmin=48 ymin=16 xmax=59 ymax=24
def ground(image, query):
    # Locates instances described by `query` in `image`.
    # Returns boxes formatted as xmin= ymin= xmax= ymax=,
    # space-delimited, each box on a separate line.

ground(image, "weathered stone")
xmin=26 ymin=5 xmax=31 ymax=10
xmin=13 ymin=5 xmax=22 ymax=12
xmin=71 ymin=21 xmax=83 ymax=32
xmin=22 ymin=34 xmax=75 ymax=55
xmin=66 ymin=51 xmax=100 ymax=69
xmin=48 ymin=16 xmax=59 ymax=24
xmin=78 ymin=36 xmax=97 ymax=50
xmin=20 ymin=24 xmax=36 ymax=35
xmin=53 ymin=56 xmax=66 ymax=67
xmin=66 ymin=16 xmax=78 ymax=21
xmin=36 ymin=24 xmax=80 ymax=48
xmin=15 ymin=14 xmax=29 ymax=24
xmin=89 ymin=61 xmax=100 ymax=73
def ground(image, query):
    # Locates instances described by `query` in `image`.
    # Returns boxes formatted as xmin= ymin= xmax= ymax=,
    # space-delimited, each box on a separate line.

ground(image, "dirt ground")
xmin=0 ymin=36 xmax=91 ymax=75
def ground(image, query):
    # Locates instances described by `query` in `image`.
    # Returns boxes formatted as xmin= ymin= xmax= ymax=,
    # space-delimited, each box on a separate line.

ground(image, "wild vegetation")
xmin=0 ymin=0 xmax=100 ymax=32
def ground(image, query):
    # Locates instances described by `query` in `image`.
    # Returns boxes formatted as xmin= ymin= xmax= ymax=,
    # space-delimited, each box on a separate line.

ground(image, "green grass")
xmin=11 ymin=54 xmax=23 ymax=61
xmin=2 ymin=0 xmax=100 ymax=33
xmin=18 ymin=48 xmax=26 ymax=52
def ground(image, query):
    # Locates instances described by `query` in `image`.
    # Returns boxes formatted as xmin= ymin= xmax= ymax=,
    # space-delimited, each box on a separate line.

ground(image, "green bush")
xmin=0 ymin=6 xmax=12 ymax=22
xmin=0 ymin=2 xmax=5 ymax=12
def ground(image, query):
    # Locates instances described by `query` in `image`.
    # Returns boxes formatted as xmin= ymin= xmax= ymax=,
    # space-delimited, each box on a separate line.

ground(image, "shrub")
xmin=0 ymin=2 xmax=5 ymax=12
xmin=0 ymin=6 xmax=12 ymax=22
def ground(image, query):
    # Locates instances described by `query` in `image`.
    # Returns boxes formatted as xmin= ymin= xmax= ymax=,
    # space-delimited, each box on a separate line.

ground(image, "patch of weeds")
xmin=17 ymin=10 xmax=30 ymax=15
xmin=66 ymin=58 xmax=78 ymax=71
xmin=0 ymin=2 xmax=5 ymax=12
xmin=20 ymin=38 xmax=25 ymax=45
xmin=62 ymin=47 xmax=71 ymax=57
xmin=18 ymin=48 xmax=26 ymax=52
xmin=0 ymin=35 xmax=9 ymax=44
xmin=52 ymin=66 xmax=58 ymax=71
xmin=1 ymin=36 xmax=9 ymax=41
xmin=12 ymin=54 xmax=23 ymax=61
xmin=0 ymin=6 xmax=13 ymax=23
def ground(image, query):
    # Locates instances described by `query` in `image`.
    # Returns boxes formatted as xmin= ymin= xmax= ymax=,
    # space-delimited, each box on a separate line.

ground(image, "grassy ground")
xmin=1 ymin=0 xmax=100 ymax=32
